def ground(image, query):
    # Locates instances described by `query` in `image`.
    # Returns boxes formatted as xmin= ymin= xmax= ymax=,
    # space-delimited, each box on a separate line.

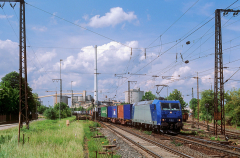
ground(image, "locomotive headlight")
xmin=178 ymin=119 xmax=181 ymax=122
xmin=162 ymin=119 xmax=166 ymax=121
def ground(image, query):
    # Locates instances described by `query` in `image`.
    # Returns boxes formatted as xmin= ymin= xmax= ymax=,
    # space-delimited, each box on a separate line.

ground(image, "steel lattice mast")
xmin=214 ymin=9 xmax=240 ymax=136
xmin=0 ymin=0 xmax=29 ymax=143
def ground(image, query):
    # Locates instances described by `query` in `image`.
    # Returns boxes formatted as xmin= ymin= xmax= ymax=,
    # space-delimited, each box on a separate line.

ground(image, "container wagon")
xmin=100 ymin=107 xmax=108 ymax=121
xmin=117 ymin=105 xmax=124 ymax=124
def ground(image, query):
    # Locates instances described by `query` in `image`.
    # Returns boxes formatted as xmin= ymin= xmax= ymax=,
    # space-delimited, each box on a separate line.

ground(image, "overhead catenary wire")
xmin=10 ymin=5 xmax=59 ymax=88
xmin=146 ymin=0 xmax=200 ymax=48
xmin=25 ymin=2 xmax=143 ymax=50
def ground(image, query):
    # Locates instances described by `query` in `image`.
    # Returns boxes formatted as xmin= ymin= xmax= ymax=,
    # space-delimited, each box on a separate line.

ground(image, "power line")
xmin=146 ymin=0 xmax=200 ymax=48
xmin=25 ymin=2 xmax=137 ymax=49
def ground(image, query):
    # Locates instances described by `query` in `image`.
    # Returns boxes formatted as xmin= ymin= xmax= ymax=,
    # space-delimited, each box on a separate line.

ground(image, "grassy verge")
xmin=83 ymin=121 xmax=121 ymax=158
xmin=0 ymin=117 xmax=84 ymax=158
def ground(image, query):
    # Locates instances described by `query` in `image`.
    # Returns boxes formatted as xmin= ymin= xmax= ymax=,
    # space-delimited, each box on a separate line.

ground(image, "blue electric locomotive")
xmin=132 ymin=99 xmax=183 ymax=133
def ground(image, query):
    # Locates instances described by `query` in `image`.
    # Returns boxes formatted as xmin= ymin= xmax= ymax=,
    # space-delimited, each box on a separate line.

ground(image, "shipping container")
xmin=107 ymin=106 xmax=113 ymax=118
xmin=117 ymin=105 xmax=124 ymax=119
xmin=124 ymin=104 xmax=132 ymax=120
xmin=101 ymin=107 xmax=107 ymax=118
xmin=112 ymin=106 xmax=118 ymax=118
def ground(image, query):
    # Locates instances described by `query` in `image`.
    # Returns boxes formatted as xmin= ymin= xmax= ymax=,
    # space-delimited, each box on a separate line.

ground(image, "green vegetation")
xmin=0 ymin=71 xmax=40 ymax=115
xmin=171 ymin=139 xmax=182 ymax=146
xmin=143 ymin=131 xmax=152 ymax=135
xmin=168 ymin=89 xmax=188 ymax=110
xmin=38 ymin=105 xmax=48 ymax=114
xmin=180 ymin=130 xmax=198 ymax=135
xmin=142 ymin=91 xmax=156 ymax=101
xmin=210 ymin=136 xmax=215 ymax=141
xmin=225 ymin=88 xmax=240 ymax=127
xmin=83 ymin=121 xmax=121 ymax=158
xmin=189 ymin=98 xmax=198 ymax=118
xmin=43 ymin=102 xmax=71 ymax=120
xmin=0 ymin=117 xmax=84 ymax=158
xmin=189 ymin=88 xmax=240 ymax=129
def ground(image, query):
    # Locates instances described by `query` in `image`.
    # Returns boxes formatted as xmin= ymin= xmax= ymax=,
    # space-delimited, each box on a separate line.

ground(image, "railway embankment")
xmin=0 ymin=117 xmax=84 ymax=157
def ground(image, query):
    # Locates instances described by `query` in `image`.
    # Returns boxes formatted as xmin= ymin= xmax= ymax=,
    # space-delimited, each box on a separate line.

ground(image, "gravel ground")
xmin=120 ymin=126 xmax=215 ymax=158
xmin=99 ymin=127 xmax=146 ymax=158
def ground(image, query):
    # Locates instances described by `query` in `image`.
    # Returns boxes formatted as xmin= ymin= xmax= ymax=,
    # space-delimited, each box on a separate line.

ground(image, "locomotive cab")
xmin=152 ymin=100 xmax=183 ymax=133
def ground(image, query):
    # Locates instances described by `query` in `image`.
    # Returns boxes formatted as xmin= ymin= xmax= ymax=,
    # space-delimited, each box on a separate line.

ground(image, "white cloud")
xmin=37 ymin=50 xmax=57 ymax=63
xmin=82 ymin=14 xmax=89 ymax=20
xmin=32 ymin=26 xmax=47 ymax=32
xmin=201 ymin=74 xmax=212 ymax=84
xmin=147 ymin=14 xmax=151 ymax=21
xmin=50 ymin=12 xmax=58 ymax=24
xmin=0 ymin=15 xmax=13 ymax=19
xmin=88 ymin=7 xmax=137 ymax=28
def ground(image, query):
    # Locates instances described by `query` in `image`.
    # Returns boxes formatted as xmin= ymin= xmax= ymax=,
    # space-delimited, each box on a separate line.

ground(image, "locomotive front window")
xmin=171 ymin=103 xmax=180 ymax=110
xmin=161 ymin=103 xmax=170 ymax=110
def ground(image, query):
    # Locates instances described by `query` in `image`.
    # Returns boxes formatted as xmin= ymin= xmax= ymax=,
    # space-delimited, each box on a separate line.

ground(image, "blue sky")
xmin=0 ymin=0 xmax=240 ymax=107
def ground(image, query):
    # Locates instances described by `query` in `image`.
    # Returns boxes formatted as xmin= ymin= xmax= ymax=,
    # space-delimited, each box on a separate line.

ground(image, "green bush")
xmin=43 ymin=108 xmax=57 ymax=120
xmin=44 ymin=102 xmax=72 ymax=120
xmin=38 ymin=105 xmax=48 ymax=114
xmin=210 ymin=136 xmax=215 ymax=140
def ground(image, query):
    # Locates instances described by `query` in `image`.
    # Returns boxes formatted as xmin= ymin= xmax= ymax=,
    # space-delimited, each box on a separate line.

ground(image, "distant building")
xmin=54 ymin=95 xmax=70 ymax=105
xmin=125 ymin=88 xmax=144 ymax=104
xmin=70 ymin=90 xmax=94 ymax=109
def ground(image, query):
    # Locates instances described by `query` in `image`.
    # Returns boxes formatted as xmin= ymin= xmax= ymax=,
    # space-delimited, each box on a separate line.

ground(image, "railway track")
xmin=172 ymin=134 xmax=240 ymax=157
xmin=103 ymin=121 xmax=240 ymax=157
xmin=187 ymin=121 xmax=240 ymax=139
xmin=177 ymin=134 xmax=240 ymax=152
xmin=100 ymin=121 xmax=192 ymax=158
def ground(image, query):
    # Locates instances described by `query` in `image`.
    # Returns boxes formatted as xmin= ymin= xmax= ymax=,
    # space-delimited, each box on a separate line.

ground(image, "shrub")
xmin=43 ymin=108 xmax=57 ymax=120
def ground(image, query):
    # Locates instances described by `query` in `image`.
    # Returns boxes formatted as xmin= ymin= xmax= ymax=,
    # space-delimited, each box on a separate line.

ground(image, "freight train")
xmin=93 ymin=99 xmax=183 ymax=134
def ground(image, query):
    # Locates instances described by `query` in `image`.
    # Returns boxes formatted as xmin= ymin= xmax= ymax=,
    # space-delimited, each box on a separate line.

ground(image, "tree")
xmin=199 ymin=90 xmax=214 ymax=121
xmin=168 ymin=89 xmax=187 ymax=110
xmin=38 ymin=105 xmax=48 ymax=114
xmin=43 ymin=108 xmax=57 ymax=120
xmin=0 ymin=71 xmax=38 ymax=115
xmin=189 ymin=98 xmax=198 ymax=118
xmin=225 ymin=88 xmax=240 ymax=126
xmin=53 ymin=102 xmax=71 ymax=118
xmin=142 ymin=91 xmax=156 ymax=101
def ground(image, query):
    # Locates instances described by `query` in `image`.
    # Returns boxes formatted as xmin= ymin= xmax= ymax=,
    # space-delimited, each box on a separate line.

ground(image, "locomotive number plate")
xmin=169 ymin=119 xmax=174 ymax=122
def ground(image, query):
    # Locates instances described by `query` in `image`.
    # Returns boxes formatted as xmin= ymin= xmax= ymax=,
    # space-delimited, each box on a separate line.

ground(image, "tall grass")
xmin=0 ymin=117 xmax=84 ymax=158
xmin=83 ymin=121 xmax=121 ymax=158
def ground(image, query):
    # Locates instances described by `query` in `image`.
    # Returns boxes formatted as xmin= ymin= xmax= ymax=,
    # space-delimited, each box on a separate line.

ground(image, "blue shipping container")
xmin=107 ymin=106 xmax=113 ymax=118
xmin=112 ymin=106 xmax=118 ymax=118
xmin=124 ymin=104 xmax=132 ymax=120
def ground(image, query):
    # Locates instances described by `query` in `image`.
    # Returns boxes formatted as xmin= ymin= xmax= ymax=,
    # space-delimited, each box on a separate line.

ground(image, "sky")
xmin=0 ymin=0 xmax=240 ymax=107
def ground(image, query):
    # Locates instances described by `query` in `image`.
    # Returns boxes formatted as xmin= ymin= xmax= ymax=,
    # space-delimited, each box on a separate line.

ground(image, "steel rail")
xmin=102 ymin=121 xmax=193 ymax=158
xmin=100 ymin=122 xmax=163 ymax=158
xmin=170 ymin=135 xmax=240 ymax=157
xmin=178 ymin=134 xmax=240 ymax=152
xmin=187 ymin=121 xmax=240 ymax=139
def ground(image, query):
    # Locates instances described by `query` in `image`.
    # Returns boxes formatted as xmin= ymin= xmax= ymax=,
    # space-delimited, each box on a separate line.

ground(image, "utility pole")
xmin=1 ymin=0 xmax=30 ymax=144
xmin=128 ymin=81 xmax=137 ymax=103
xmin=52 ymin=59 xmax=62 ymax=121
xmin=68 ymin=81 xmax=74 ymax=117
xmin=191 ymin=87 xmax=195 ymax=128
xmin=94 ymin=45 xmax=98 ymax=121
xmin=71 ymin=81 xmax=73 ymax=108
xmin=197 ymin=72 xmax=199 ymax=129
xmin=214 ymin=9 xmax=240 ymax=136
xmin=193 ymin=73 xmax=199 ymax=128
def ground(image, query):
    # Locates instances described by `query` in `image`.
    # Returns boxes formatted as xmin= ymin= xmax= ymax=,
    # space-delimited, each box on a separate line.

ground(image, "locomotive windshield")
xmin=161 ymin=103 xmax=180 ymax=110
xmin=171 ymin=103 xmax=180 ymax=110
xmin=161 ymin=103 xmax=170 ymax=110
